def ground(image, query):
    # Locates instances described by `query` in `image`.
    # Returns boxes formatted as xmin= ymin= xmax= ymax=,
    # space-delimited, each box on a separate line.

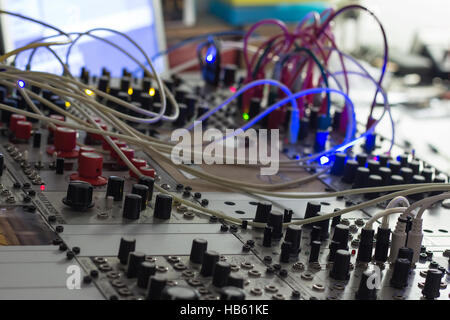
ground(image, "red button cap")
xmin=15 ymin=121 xmax=32 ymax=140
xmin=10 ymin=114 xmax=26 ymax=133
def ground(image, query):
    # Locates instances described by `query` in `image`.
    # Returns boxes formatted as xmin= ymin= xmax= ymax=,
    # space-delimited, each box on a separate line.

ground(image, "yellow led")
xmin=65 ymin=101 xmax=71 ymax=108
xmin=149 ymin=88 xmax=156 ymax=97
xmin=85 ymin=89 xmax=94 ymax=96
xmin=128 ymin=87 xmax=134 ymax=96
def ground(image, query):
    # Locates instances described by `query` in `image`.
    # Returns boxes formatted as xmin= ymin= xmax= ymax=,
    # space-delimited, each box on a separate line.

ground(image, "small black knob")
xmin=397 ymin=154 xmax=409 ymax=166
xmin=355 ymin=270 xmax=377 ymax=300
xmin=342 ymin=160 xmax=358 ymax=184
xmin=106 ymin=176 xmax=125 ymax=201
xmin=56 ymin=158 xmax=64 ymax=175
xmin=304 ymin=201 xmax=321 ymax=228
xmin=330 ymin=250 xmax=351 ymax=280
xmin=254 ymin=202 xmax=272 ymax=224
xmin=356 ymin=153 xmax=368 ymax=167
xmin=222 ymin=64 xmax=237 ymax=86
xmin=267 ymin=211 xmax=283 ymax=239
xmin=366 ymin=175 xmax=382 ymax=199
xmin=390 ymin=258 xmax=411 ymax=289
xmin=353 ymin=167 xmax=370 ymax=188
xmin=378 ymin=154 xmax=390 ymax=167
xmin=161 ymin=286 xmax=200 ymax=300
xmin=310 ymin=225 xmax=322 ymax=244
xmin=309 ymin=241 xmax=321 ymax=263
xmin=131 ymin=184 xmax=149 ymax=211
xmin=33 ymin=132 xmax=42 ymax=148
xmin=220 ymin=286 xmax=246 ymax=300
xmin=263 ymin=226 xmax=273 ymax=248
xmin=146 ymin=275 xmax=167 ymax=300
xmin=331 ymin=153 xmax=347 ymax=176
xmin=422 ymin=269 xmax=443 ymax=299
xmin=118 ymin=237 xmax=136 ymax=265
xmin=212 ymin=262 xmax=231 ymax=288
xmin=283 ymin=208 xmax=293 ymax=223
xmin=284 ymin=225 xmax=302 ymax=256
xmin=400 ymin=167 xmax=413 ymax=184
xmin=62 ymin=181 xmax=94 ymax=211
xmin=367 ymin=160 xmax=380 ymax=175
xmin=123 ymin=194 xmax=142 ymax=220
xmin=138 ymin=176 xmax=155 ymax=201
xmin=421 ymin=168 xmax=434 ymax=183
xmin=328 ymin=240 xmax=340 ymax=262
xmin=332 ymin=224 xmax=350 ymax=250
xmin=378 ymin=167 xmax=392 ymax=185
xmin=398 ymin=247 xmax=414 ymax=264
xmin=374 ymin=227 xmax=391 ymax=262
xmin=390 ymin=175 xmax=404 ymax=185
xmin=280 ymin=241 xmax=292 ymax=263
xmin=137 ymin=262 xmax=156 ymax=289
xmin=200 ymin=251 xmax=220 ymax=277
xmin=388 ymin=160 xmax=401 ymax=175
xmin=126 ymin=251 xmax=145 ymax=278
xmin=154 ymin=194 xmax=173 ymax=220
xmin=356 ymin=228 xmax=375 ymax=263
xmin=190 ymin=238 xmax=208 ymax=264
xmin=409 ymin=160 xmax=421 ymax=175
xmin=227 ymin=274 xmax=245 ymax=289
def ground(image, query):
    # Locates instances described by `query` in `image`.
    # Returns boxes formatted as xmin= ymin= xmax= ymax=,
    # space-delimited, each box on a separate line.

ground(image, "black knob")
xmin=120 ymin=77 xmax=131 ymax=92
xmin=388 ymin=160 xmax=401 ymax=174
xmin=421 ymin=168 xmax=434 ymax=183
xmin=123 ymin=194 xmax=142 ymax=220
xmin=131 ymin=184 xmax=149 ymax=211
xmin=398 ymin=247 xmax=414 ymax=265
xmin=390 ymin=175 xmax=404 ymax=185
xmin=227 ymin=274 xmax=245 ymax=289
xmin=106 ymin=176 xmax=125 ymax=201
xmin=126 ymin=251 xmax=145 ymax=278
xmin=328 ymin=240 xmax=340 ymax=262
xmin=310 ymin=225 xmax=322 ymax=244
xmin=332 ymin=215 xmax=341 ymax=227
xmin=267 ymin=211 xmax=283 ymax=239
xmin=378 ymin=154 xmax=391 ymax=167
xmin=190 ymin=238 xmax=208 ymax=264
xmin=378 ymin=167 xmax=392 ymax=185
xmin=220 ymin=286 xmax=246 ymax=300
xmin=409 ymin=160 xmax=421 ymax=175
xmin=330 ymin=250 xmax=351 ymax=280
xmin=161 ymin=286 xmax=200 ymax=300
xmin=373 ymin=227 xmax=391 ymax=262
xmin=97 ymin=76 xmax=109 ymax=92
xmin=400 ymin=167 xmax=413 ymax=184
xmin=118 ymin=237 xmax=136 ymax=265
xmin=138 ymin=176 xmax=155 ymax=201
xmin=212 ymin=262 xmax=231 ymax=288
xmin=142 ymin=77 xmax=152 ymax=92
xmin=397 ymin=154 xmax=409 ymax=166
xmin=410 ymin=175 xmax=426 ymax=200
xmin=353 ymin=167 xmax=370 ymax=188
xmin=366 ymin=175 xmax=382 ymax=199
xmin=284 ymin=208 xmax=293 ymax=223
xmin=200 ymin=250 xmax=220 ymax=277
xmin=356 ymin=153 xmax=368 ymax=167
xmin=422 ymin=269 xmax=443 ymax=299
xmin=137 ymin=262 xmax=156 ymax=289
xmin=154 ymin=194 xmax=173 ymax=220
xmin=284 ymin=225 xmax=302 ymax=256
xmin=254 ymin=202 xmax=272 ymax=224
xmin=309 ymin=241 xmax=321 ymax=263
xmin=390 ymin=258 xmax=411 ymax=289
xmin=62 ymin=181 xmax=94 ymax=211
xmin=33 ymin=131 xmax=42 ymax=148
xmin=367 ymin=160 xmax=380 ymax=175
xmin=249 ymin=98 xmax=261 ymax=119
xmin=332 ymin=224 xmax=350 ymax=250
xmin=315 ymin=217 xmax=330 ymax=240
xmin=355 ymin=270 xmax=377 ymax=300
xmin=146 ymin=275 xmax=167 ymax=300
xmin=56 ymin=158 xmax=64 ymax=175
xmin=222 ymin=64 xmax=237 ymax=86
xmin=262 ymin=226 xmax=273 ymax=247
xmin=304 ymin=201 xmax=321 ymax=228
xmin=356 ymin=229 xmax=375 ymax=263
xmin=331 ymin=153 xmax=347 ymax=176
xmin=280 ymin=241 xmax=292 ymax=263
xmin=342 ymin=160 xmax=358 ymax=184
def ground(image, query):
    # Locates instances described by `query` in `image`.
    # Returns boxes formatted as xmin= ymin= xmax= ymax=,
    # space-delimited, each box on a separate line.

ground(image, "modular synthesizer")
xmin=0 ymin=5 xmax=449 ymax=302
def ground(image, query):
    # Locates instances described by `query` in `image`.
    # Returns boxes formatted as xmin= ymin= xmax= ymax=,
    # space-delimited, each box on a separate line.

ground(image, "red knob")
xmin=10 ymin=114 xmax=26 ymax=133
xmin=102 ymin=136 xmax=118 ymax=151
xmin=117 ymin=147 xmax=135 ymax=166
xmin=78 ymin=152 xmax=103 ymax=178
xmin=48 ymin=115 xmax=65 ymax=134
xmin=130 ymin=158 xmax=147 ymax=179
xmin=140 ymin=166 xmax=155 ymax=178
xmin=88 ymin=124 xmax=107 ymax=141
xmin=54 ymin=127 xmax=77 ymax=152
xmin=15 ymin=121 xmax=32 ymax=140
xmin=70 ymin=152 xmax=107 ymax=186
xmin=79 ymin=146 xmax=95 ymax=156
xmin=110 ymin=140 xmax=127 ymax=159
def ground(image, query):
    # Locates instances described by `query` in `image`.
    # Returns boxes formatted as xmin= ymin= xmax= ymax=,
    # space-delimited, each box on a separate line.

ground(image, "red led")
xmin=229 ymin=86 xmax=237 ymax=93
xmin=40 ymin=185 xmax=46 ymax=191
xmin=351 ymin=249 xmax=356 ymax=256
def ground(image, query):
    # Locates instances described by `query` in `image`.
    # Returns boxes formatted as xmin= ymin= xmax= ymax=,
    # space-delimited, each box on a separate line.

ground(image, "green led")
xmin=243 ymin=113 xmax=250 ymax=121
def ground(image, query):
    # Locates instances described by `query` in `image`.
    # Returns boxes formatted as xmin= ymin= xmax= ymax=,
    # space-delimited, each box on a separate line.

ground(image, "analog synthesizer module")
xmin=0 ymin=5 xmax=449 ymax=302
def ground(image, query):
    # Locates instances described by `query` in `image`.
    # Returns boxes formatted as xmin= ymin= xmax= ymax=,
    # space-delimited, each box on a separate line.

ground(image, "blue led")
xmin=320 ymin=156 xmax=330 ymax=165
xmin=205 ymin=46 xmax=217 ymax=64
xmin=17 ymin=80 xmax=25 ymax=88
